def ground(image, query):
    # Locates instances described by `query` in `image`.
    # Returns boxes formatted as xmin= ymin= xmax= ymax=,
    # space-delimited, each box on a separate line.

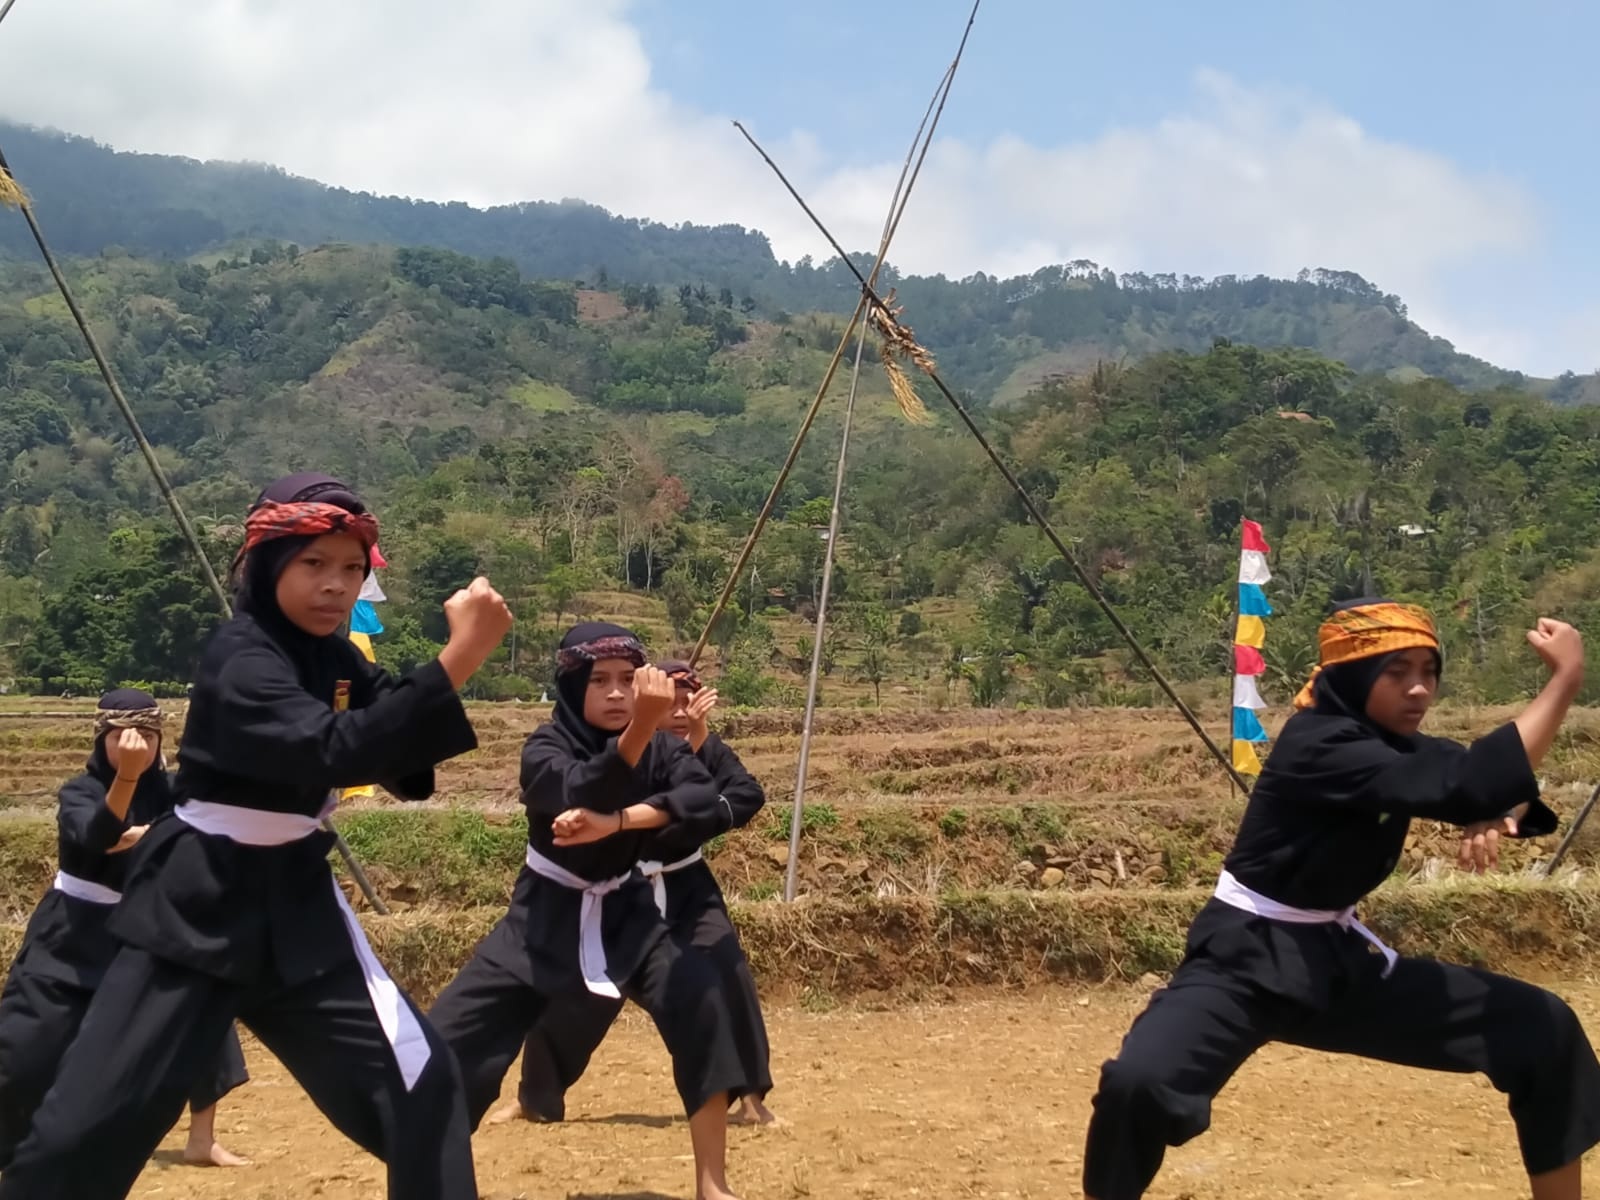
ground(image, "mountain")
xmin=4 ymin=232 xmax=1600 ymax=714
xmin=6 ymin=121 xmax=1600 ymax=709
xmin=1 ymin=121 xmax=1582 ymax=402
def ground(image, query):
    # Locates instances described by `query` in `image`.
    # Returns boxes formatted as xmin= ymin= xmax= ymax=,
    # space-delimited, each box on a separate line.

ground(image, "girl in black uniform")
xmin=0 ymin=690 xmax=247 ymax=1171
xmin=1082 ymin=600 xmax=1600 ymax=1200
xmin=428 ymin=624 xmax=752 ymax=1200
xmin=0 ymin=472 xmax=511 ymax=1200
xmin=507 ymin=659 xmax=777 ymax=1127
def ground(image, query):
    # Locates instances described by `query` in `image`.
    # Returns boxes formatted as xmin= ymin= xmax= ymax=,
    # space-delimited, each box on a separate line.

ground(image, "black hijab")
xmin=552 ymin=621 xmax=648 ymax=756
xmin=233 ymin=472 xmax=371 ymax=672
xmin=86 ymin=687 xmax=174 ymax=821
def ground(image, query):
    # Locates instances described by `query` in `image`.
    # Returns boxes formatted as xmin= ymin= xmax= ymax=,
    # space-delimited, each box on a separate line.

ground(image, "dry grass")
xmin=5 ymin=876 xmax=1587 ymax=1008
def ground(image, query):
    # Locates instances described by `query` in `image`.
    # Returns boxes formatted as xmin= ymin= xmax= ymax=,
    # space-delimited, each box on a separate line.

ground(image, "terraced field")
xmin=6 ymin=699 xmax=1600 ymax=999
xmin=6 ymin=699 xmax=1600 ymax=1197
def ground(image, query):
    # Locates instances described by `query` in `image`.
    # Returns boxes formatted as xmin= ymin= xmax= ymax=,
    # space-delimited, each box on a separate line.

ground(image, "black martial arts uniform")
xmin=0 ymin=622 xmax=481 ymax=1195
xmin=1082 ymin=672 xmax=1600 ymax=1199
xmin=0 ymin=750 xmax=247 ymax=1169
xmin=428 ymin=625 xmax=752 ymax=1128
xmin=514 ymin=730 xmax=772 ymax=1121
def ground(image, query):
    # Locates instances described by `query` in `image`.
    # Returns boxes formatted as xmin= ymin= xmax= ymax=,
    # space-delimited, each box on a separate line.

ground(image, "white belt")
xmin=174 ymin=797 xmax=432 ymax=1090
xmin=524 ymin=844 xmax=631 ymax=998
xmin=54 ymin=870 xmax=121 ymax=905
xmin=636 ymin=849 xmax=704 ymax=917
xmin=174 ymin=797 xmax=333 ymax=844
xmin=1214 ymin=869 xmax=1398 ymax=978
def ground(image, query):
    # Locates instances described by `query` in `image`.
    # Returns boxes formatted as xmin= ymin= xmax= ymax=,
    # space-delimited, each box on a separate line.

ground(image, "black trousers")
xmin=429 ymin=922 xmax=750 ymax=1128
xmin=0 ymin=949 xmax=476 ymax=1200
xmin=517 ymin=899 xmax=773 ymax=1120
xmin=0 ymin=963 xmax=248 ymax=1169
xmin=1082 ymin=954 xmax=1600 ymax=1200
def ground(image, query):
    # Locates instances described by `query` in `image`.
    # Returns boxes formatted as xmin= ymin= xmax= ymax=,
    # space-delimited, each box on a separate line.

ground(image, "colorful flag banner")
xmin=1231 ymin=519 xmax=1272 ymax=776
xmin=1238 ymin=583 xmax=1272 ymax=616
xmin=1232 ymin=741 xmax=1263 ymax=775
xmin=350 ymin=601 xmax=384 ymax=636
xmin=343 ymin=544 xmax=388 ymax=800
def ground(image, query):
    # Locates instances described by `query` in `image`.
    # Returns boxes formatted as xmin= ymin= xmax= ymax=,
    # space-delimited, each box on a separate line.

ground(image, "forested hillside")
xmin=3 ymin=237 xmax=1599 ymax=711
xmin=8 ymin=121 xmax=1594 ymax=403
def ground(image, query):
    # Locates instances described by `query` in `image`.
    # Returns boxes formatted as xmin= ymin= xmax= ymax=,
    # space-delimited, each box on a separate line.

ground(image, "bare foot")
xmin=729 ymin=1095 xmax=783 ymax=1127
xmin=697 ymin=1186 xmax=743 ymax=1200
xmin=487 ymin=1101 xmax=556 ymax=1125
xmin=182 ymin=1141 xmax=249 ymax=1168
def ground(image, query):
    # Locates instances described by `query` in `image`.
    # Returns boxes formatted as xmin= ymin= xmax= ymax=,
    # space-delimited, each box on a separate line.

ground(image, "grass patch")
xmin=0 ymin=821 xmax=58 ymax=920
xmin=974 ymin=805 xmax=1071 ymax=855
xmin=764 ymin=803 xmax=839 ymax=841
xmin=506 ymin=377 xmax=576 ymax=412
xmin=332 ymin=809 xmax=527 ymax=907
xmin=0 ymin=876 xmax=1595 ymax=1005
xmin=858 ymin=809 xmax=932 ymax=864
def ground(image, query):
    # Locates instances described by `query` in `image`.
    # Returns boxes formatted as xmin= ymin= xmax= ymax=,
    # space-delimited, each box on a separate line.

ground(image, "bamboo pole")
xmin=784 ymin=324 xmax=869 ymax=902
xmin=688 ymin=4 xmax=977 ymax=669
xmin=0 ymin=138 xmax=388 ymax=913
xmin=730 ymin=120 xmax=1252 ymax=793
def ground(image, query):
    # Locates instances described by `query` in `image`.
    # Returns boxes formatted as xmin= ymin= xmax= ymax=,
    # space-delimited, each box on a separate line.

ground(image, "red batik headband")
xmin=660 ymin=662 xmax=703 ymax=692
xmin=234 ymin=500 xmax=380 ymax=569
xmin=556 ymin=635 xmax=648 ymax=675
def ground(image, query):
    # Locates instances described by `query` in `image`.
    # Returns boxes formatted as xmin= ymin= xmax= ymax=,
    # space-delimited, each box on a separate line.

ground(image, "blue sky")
xmin=629 ymin=0 xmax=1600 ymax=376
xmin=2 ymin=0 xmax=1595 ymax=375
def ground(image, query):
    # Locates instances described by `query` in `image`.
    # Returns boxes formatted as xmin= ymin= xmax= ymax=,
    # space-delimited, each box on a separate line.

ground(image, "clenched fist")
xmin=632 ymin=665 xmax=677 ymax=731
xmin=438 ymin=576 xmax=515 ymax=689
xmin=444 ymin=577 xmax=514 ymax=651
xmin=1527 ymin=618 xmax=1583 ymax=683
xmin=551 ymin=807 xmax=621 ymax=846
xmin=112 ymin=728 xmax=158 ymax=781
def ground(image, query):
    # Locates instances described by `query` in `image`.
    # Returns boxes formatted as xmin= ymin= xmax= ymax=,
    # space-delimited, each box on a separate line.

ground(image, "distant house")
xmin=1397 ymin=523 xmax=1433 ymax=538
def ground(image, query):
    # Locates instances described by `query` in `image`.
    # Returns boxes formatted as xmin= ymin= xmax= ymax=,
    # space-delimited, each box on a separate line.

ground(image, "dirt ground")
xmin=122 ymin=978 xmax=1600 ymax=1200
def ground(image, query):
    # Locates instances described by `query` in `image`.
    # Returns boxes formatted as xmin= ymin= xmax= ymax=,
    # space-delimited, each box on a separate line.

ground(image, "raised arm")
xmin=659 ymin=733 xmax=765 ymax=845
xmin=548 ymin=735 xmax=722 ymax=846
xmin=1512 ymin=618 xmax=1584 ymax=770
xmin=702 ymin=734 xmax=766 ymax=829
xmin=213 ymin=649 xmax=476 ymax=794
xmin=520 ymin=727 xmax=654 ymax=819
xmin=680 ymin=688 xmax=764 ymax=834
xmin=1454 ymin=618 xmax=1583 ymax=870
xmin=1349 ymin=726 xmax=1546 ymax=825
xmin=57 ymin=774 xmax=127 ymax=856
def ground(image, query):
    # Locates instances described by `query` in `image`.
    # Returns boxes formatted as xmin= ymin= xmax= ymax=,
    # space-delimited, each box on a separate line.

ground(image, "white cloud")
xmin=0 ymin=2 xmax=1564 ymax=370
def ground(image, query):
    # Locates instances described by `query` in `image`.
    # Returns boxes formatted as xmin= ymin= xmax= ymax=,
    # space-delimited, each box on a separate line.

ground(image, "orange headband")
xmin=1293 ymin=602 xmax=1440 ymax=710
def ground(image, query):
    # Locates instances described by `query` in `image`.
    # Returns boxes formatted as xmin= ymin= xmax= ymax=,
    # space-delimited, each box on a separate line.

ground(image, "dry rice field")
xmin=5 ymin=698 xmax=1600 ymax=1196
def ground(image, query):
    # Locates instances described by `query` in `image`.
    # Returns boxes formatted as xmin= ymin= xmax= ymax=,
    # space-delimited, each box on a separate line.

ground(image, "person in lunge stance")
xmin=0 ymin=689 xmax=248 ymax=1171
xmin=503 ymin=659 xmax=777 ymax=1127
xmin=429 ymin=624 xmax=753 ymax=1200
xmin=1081 ymin=599 xmax=1600 ymax=1200
xmin=0 ymin=472 xmax=509 ymax=1200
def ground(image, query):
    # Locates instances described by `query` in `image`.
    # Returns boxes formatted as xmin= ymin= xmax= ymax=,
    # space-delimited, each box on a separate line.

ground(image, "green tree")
xmin=541 ymin=563 xmax=584 ymax=627
xmin=411 ymin=535 xmax=480 ymax=641
xmin=20 ymin=528 xmax=221 ymax=691
xmin=663 ymin=572 xmax=700 ymax=639
xmin=851 ymin=605 xmax=895 ymax=707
